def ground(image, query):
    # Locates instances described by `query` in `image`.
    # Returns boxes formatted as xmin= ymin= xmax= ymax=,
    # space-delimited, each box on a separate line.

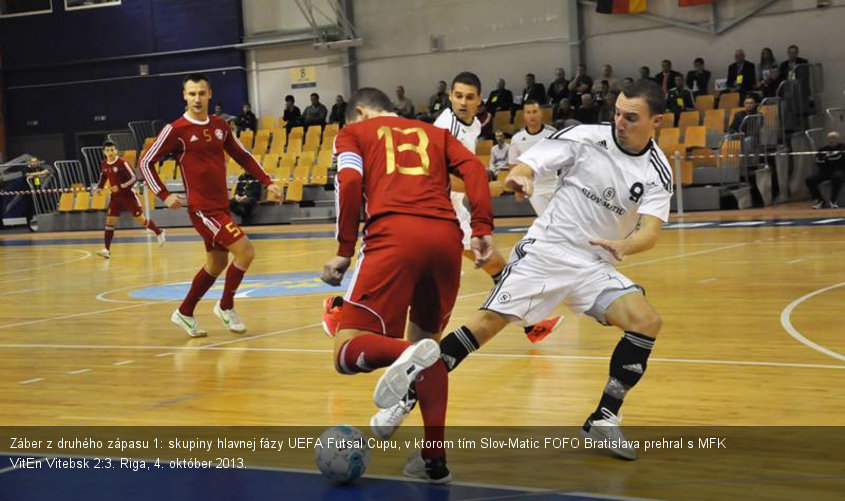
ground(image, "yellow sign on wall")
xmin=291 ymin=66 xmax=317 ymax=89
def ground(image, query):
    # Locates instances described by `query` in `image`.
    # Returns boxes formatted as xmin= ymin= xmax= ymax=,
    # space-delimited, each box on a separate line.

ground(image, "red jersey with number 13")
xmin=333 ymin=115 xmax=493 ymax=257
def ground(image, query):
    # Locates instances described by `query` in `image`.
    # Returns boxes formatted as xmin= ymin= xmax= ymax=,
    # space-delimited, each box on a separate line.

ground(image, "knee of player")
xmin=630 ymin=310 xmax=662 ymax=337
xmin=239 ymin=241 xmax=256 ymax=263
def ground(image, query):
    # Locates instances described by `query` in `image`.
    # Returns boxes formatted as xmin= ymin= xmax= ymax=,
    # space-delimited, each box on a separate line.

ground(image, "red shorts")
xmin=188 ymin=208 xmax=245 ymax=252
xmin=339 ymin=214 xmax=463 ymax=337
xmin=108 ymin=190 xmax=143 ymax=217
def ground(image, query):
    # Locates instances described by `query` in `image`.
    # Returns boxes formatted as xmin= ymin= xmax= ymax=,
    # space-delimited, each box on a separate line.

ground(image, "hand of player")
xmin=589 ymin=238 xmax=628 ymax=261
xmin=321 ymin=256 xmax=351 ymax=286
xmin=505 ymin=174 xmax=533 ymax=202
xmin=164 ymin=193 xmax=186 ymax=209
xmin=470 ymin=234 xmax=495 ymax=268
xmin=266 ymin=184 xmax=283 ymax=203
xmin=110 ymin=186 xmax=119 ymax=193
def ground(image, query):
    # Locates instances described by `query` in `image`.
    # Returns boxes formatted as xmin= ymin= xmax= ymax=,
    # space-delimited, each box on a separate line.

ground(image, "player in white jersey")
xmin=507 ymin=100 xmax=558 ymax=216
xmin=432 ymin=80 xmax=673 ymax=460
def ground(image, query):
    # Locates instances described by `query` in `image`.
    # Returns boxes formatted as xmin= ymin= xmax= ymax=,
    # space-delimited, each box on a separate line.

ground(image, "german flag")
xmin=596 ymin=0 xmax=647 ymax=14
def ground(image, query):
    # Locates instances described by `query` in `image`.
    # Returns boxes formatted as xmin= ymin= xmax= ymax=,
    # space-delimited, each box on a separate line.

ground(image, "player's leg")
xmin=210 ymin=234 xmax=254 ymax=333
xmin=97 ymin=214 xmax=118 ymax=258
xmin=829 ymin=169 xmax=843 ymax=208
xmin=806 ymin=170 xmax=829 ymax=208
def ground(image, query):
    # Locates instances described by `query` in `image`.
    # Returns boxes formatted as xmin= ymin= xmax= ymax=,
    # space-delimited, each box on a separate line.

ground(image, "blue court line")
xmin=0 ymin=217 xmax=842 ymax=247
xmin=0 ymin=454 xmax=632 ymax=501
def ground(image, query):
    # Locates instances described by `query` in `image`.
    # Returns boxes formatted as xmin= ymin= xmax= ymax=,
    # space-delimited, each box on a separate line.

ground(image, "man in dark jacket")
xmin=230 ymin=172 xmax=262 ymax=221
xmin=806 ymin=131 xmax=844 ymax=209
xmin=727 ymin=49 xmax=756 ymax=99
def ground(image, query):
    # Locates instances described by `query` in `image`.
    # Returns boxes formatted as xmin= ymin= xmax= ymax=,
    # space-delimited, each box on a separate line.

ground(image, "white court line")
xmin=113 ymin=360 xmax=134 ymax=366
xmin=696 ymin=278 xmax=718 ymax=284
xmin=812 ymin=218 xmax=844 ymax=224
xmin=616 ymin=243 xmax=747 ymax=270
xmin=786 ymin=258 xmax=807 ymax=264
xmin=0 ymin=342 xmax=842 ymax=370
xmin=68 ymin=368 xmax=91 ymax=375
xmin=0 ymin=301 xmax=156 ymax=330
xmin=19 ymin=378 xmax=44 ymax=385
xmin=0 ymin=249 xmax=92 ymax=281
xmin=0 ymin=287 xmax=44 ymax=296
xmin=780 ymin=282 xmax=845 ymax=362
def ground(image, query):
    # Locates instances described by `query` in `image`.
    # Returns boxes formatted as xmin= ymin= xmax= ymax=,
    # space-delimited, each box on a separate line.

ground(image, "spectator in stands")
xmin=227 ymin=119 xmax=238 ymax=133
xmin=598 ymin=90 xmax=618 ymax=123
xmin=779 ymin=44 xmax=809 ymax=81
xmin=622 ymin=76 xmax=635 ymax=86
xmin=329 ymin=95 xmax=347 ymax=128
xmin=757 ymin=47 xmax=778 ymax=83
xmin=547 ymin=68 xmax=569 ymax=107
xmin=638 ymin=66 xmax=653 ymax=83
xmin=486 ymin=79 xmax=514 ymax=116
xmin=553 ymin=97 xmax=575 ymax=128
xmin=573 ymin=93 xmax=600 ymax=124
xmin=302 ymin=93 xmax=328 ymax=128
xmin=213 ymin=103 xmax=236 ymax=122
xmin=758 ymin=66 xmax=783 ymax=99
xmin=601 ymin=64 xmax=621 ymax=92
xmin=656 ymin=59 xmax=682 ymax=94
xmin=237 ymin=103 xmax=257 ymax=132
xmin=393 ymin=85 xmax=415 ymax=118
xmin=729 ymin=95 xmax=759 ymax=134
xmin=283 ymin=95 xmax=302 ymax=132
xmin=488 ymin=130 xmax=510 ymax=179
xmin=567 ymin=64 xmax=594 ymax=99
xmin=229 ymin=172 xmax=261 ymax=222
xmin=686 ymin=57 xmax=711 ymax=97
xmin=666 ymin=74 xmax=696 ymax=125
xmin=727 ymin=49 xmax=756 ymax=99
xmin=593 ymin=80 xmax=610 ymax=109
xmin=476 ymin=102 xmax=493 ymax=140
xmin=806 ymin=131 xmax=844 ymax=209
xmin=522 ymin=73 xmax=546 ymax=106
xmin=425 ymin=80 xmax=450 ymax=120
xmin=24 ymin=157 xmax=48 ymax=228
xmin=570 ymin=79 xmax=592 ymax=109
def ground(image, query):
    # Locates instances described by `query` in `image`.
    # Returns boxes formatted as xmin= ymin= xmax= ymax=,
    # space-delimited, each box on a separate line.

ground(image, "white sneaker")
xmin=581 ymin=407 xmax=638 ymax=460
xmin=403 ymin=450 xmax=452 ymax=484
xmin=373 ymin=339 xmax=439 ymax=409
xmin=830 ymin=202 xmax=839 ymax=209
xmin=371 ymin=399 xmax=414 ymax=440
xmin=96 ymin=248 xmax=110 ymax=259
xmin=156 ymin=229 xmax=166 ymax=247
xmin=170 ymin=310 xmax=207 ymax=338
xmin=213 ymin=301 xmax=247 ymax=333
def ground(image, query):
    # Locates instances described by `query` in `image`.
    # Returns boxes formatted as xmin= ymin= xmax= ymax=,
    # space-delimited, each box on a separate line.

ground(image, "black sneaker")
xmin=403 ymin=451 xmax=452 ymax=484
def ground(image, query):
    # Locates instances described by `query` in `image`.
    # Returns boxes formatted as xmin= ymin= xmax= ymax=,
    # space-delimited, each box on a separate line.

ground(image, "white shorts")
xmin=528 ymin=188 xmax=555 ymax=217
xmin=451 ymin=191 xmax=472 ymax=250
xmin=480 ymin=238 xmax=643 ymax=325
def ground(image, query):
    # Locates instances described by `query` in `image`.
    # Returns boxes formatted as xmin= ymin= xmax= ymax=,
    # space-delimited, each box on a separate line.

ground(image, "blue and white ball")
xmin=314 ymin=425 xmax=371 ymax=483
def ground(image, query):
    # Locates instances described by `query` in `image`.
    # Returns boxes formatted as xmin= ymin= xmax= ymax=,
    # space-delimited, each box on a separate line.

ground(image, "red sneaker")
xmin=321 ymin=296 xmax=344 ymax=338
xmin=525 ymin=316 xmax=564 ymax=343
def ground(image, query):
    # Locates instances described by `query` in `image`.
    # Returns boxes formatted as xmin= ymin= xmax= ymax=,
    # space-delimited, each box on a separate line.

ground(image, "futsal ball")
xmin=314 ymin=425 xmax=371 ymax=483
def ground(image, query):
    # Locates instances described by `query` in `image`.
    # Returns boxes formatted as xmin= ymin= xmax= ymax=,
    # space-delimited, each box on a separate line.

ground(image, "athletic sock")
xmin=439 ymin=326 xmax=480 ymax=372
xmin=178 ymin=267 xmax=218 ymax=317
xmin=590 ymin=331 xmax=655 ymax=420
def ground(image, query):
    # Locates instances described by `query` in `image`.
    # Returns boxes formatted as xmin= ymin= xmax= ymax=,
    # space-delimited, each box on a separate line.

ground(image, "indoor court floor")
xmin=0 ymin=206 xmax=842 ymax=500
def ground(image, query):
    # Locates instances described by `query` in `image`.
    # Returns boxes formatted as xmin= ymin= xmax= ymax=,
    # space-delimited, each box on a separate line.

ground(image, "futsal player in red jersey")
xmin=139 ymin=73 xmax=282 ymax=338
xmin=320 ymin=87 xmax=494 ymax=483
xmin=94 ymin=140 xmax=165 ymax=259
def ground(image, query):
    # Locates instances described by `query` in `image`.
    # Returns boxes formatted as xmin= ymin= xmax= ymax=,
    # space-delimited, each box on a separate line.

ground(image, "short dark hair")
xmin=183 ymin=73 xmax=211 ymax=88
xmin=346 ymin=87 xmax=394 ymax=123
xmin=310 ymin=93 xmax=319 ymax=99
xmin=694 ymin=57 xmax=704 ymax=64
xmin=620 ymin=79 xmax=665 ymax=116
xmin=523 ymin=99 xmax=541 ymax=108
xmin=788 ymin=44 xmax=799 ymax=51
xmin=285 ymin=95 xmax=295 ymax=103
xmin=102 ymin=140 xmax=117 ymax=149
xmin=526 ymin=73 xmax=535 ymax=79
xmin=451 ymin=71 xmax=481 ymax=94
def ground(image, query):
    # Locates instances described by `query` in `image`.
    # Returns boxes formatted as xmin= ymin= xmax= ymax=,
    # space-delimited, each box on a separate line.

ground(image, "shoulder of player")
xmin=645 ymin=142 xmax=674 ymax=191
xmin=547 ymin=122 xmax=604 ymax=141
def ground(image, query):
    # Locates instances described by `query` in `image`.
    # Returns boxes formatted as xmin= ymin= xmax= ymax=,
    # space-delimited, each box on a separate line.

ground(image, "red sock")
xmin=104 ymin=226 xmax=114 ymax=250
xmin=417 ymin=360 xmax=448 ymax=459
xmin=145 ymin=219 xmax=162 ymax=235
xmin=220 ymin=261 xmax=247 ymax=310
xmin=335 ymin=334 xmax=410 ymax=374
xmin=179 ymin=267 xmax=218 ymax=317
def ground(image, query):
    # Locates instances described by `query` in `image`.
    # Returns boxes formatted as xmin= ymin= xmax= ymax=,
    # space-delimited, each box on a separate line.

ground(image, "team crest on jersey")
xmin=603 ymin=187 xmax=616 ymax=200
xmin=215 ymin=129 xmax=224 ymax=140
xmin=112 ymin=167 xmax=118 ymax=172
xmin=498 ymin=292 xmax=512 ymax=304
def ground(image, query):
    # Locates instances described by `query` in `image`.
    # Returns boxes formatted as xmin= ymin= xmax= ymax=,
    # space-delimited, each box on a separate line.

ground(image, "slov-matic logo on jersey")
xmin=498 ymin=292 xmax=512 ymax=304
xmin=581 ymin=187 xmax=625 ymax=215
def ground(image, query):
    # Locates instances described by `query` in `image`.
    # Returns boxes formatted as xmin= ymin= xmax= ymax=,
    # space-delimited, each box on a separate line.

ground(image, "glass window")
xmin=0 ymin=0 xmax=53 ymax=18
xmin=65 ymin=0 xmax=121 ymax=11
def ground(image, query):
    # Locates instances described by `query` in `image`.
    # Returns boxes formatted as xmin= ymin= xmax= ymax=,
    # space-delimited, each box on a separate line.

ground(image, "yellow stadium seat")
xmin=303 ymin=136 xmax=320 ymax=153
xmin=694 ymin=94 xmax=715 ymax=115
xmin=276 ymin=164 xmax=292 ymax=186
xmin=683 ymin=126 xmax=707 ymax=149
xmin=298 ymin=151 xmax=315 ymax=168
xmin=262 ymin=153 xmax=280 ymax=170
xmin=541 ymin=107 xmax=553 ymax=125
xmin=703 ymin=108 xmax=726 ymax=134
xmin=311 ymin=164 xmax=329 ymax=185
xmin=58 ymin=192 xmax=75 ymax=212
xmin=91 ymin=190 xmax=108 ymax=210
xmin=269 ymin=129 xmax=287 ymax=154
xmin=677 ymin=111 xmax=700 ymax=135
xmin=287 ymin=138 xmax=303 ymax=157
xmin=280 ymin=151 xmax=297 ymax=169
xmin=239 ymin=130 xmax=254 ymax=149
xmin=476 ymin=139 xmax=493 ymax=156
xmin=497 ymin=170 xmax=511 ymax=192
xmin=323 ymin=123 xmax=339 ymax=137
xmin=512 ymin=110 xmax=526 ymax=131
xmin=122 ymin=150 xmax=137 ymax=168
xmin=292 ymin=163 xmax=310 ymax=185
xmin=289 ymin=126 xmax=305 ymax=137
xmin=660 ymin=143 xmax=691 ymax=186
xmin=657 ymin=128 xmax=680 ymax=149
xmin=727 ymin=107 xmax=745 ymax=131
xmin=316 ymin=150 xmax=333 ymax=168
xmin=690 ymin=147 xmax=716 ymax=168
xmin=261 ymin=117 xmax=276 ymax=130
xmin=285 ymin=180 xmax=303 ymax=202
xmin=493 ymin=111 xmax=512 ymax=135
xmin=659 ymin=113 xmax=675 ymax=130
xmin=276 ymin=117 xmax=287 ymax=129
xmin=718 ymin=92 xmax=740 ymax=110
xmin=72 ymin=191 xmax=90 ymax=211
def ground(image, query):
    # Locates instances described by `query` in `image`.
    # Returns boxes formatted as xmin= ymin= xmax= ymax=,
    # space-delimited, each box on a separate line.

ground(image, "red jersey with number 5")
xmin=139 ymin=113 xmax=270 ymax=212
xmin=333 ymin=115 xmax=493 ymax=257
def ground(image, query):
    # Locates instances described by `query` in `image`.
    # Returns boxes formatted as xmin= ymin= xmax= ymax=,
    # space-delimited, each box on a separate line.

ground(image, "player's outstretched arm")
xmin=504 ymin=164 xmax=535 ymax=202
xmin=139 ymin=124 xmax=178 ymax=202
xmin=444 ymin=132 xmax=494 ymax=239
xmin=589 ymin=215 xmax=663 ymax=261
xmin=223 ymin=129 xmax=278 ymax=202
